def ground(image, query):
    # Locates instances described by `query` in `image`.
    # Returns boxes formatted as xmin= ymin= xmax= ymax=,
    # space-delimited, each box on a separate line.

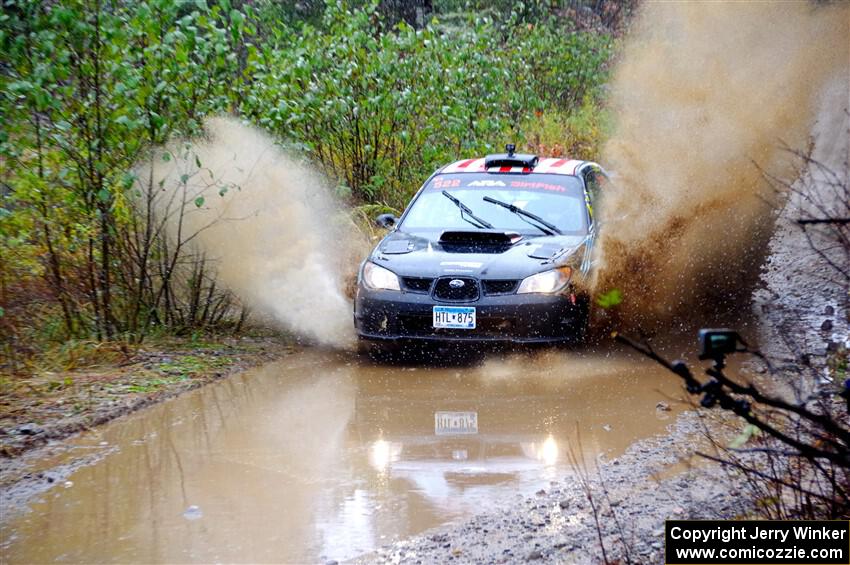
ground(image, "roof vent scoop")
xmin=484 ymin=144 xmax=538 ymax=170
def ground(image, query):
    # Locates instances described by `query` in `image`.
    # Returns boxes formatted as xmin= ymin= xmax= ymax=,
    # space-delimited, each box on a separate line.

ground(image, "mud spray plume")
xmin=141 ymin=117 xmax=367 ymax=348
xmin=594 ymin=1 xmax=849 ymax=330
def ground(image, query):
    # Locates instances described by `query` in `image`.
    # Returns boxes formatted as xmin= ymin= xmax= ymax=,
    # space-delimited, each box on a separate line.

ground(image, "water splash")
xmin=143 ymin=117 xmax=367 ymax=347
xmin=593 ymin=1 xmax=849 ymax=329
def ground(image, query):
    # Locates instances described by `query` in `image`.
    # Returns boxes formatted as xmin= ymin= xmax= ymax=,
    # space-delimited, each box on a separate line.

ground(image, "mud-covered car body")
xmin=354 ymin=150 xmax=607 ymax=347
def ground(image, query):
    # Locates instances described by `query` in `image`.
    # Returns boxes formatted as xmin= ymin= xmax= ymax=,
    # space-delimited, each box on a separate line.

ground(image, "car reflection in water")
xmin=354 ymin=371 xmax=573 ymax=520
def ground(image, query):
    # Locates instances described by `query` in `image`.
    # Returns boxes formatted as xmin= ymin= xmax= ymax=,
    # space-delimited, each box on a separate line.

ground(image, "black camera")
xmin=698 ymin=329 xmax=744 ymax=362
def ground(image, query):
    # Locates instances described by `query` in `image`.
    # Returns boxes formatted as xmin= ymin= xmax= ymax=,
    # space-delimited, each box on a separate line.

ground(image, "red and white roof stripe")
xmin=534 ymin=157 xmax=584 ymax=175
xmin=440 ymin=156 xmax=583 ymax=175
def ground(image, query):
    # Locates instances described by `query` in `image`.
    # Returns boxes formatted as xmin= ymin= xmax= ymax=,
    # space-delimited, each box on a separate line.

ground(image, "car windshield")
xmin=400 ymin=173 xmax=587 ymax=234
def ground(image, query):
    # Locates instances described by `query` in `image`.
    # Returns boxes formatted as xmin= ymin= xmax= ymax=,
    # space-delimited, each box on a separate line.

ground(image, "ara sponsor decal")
xmin=468 ymin=180 xmax=507 ymax=187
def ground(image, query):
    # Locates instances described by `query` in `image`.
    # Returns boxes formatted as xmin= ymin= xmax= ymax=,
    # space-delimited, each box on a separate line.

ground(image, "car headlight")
xmin=517 ymin=267 xmax=572 ymax=294
xmin=362 ymin=261 xmax=400 ymax=291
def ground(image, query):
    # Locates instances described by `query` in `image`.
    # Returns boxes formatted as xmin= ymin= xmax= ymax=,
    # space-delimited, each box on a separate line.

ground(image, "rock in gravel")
xmin=656 ymin=401 xmax=672 ymax=411
xmin=821 ymin=319 xmax=833 ymax=331
xmin=527 ymin=550 xmax=543 ymax=560
xmin=824 ymin=305 xmax=835 ymax=316
xmin=16 ymin=423 xmax=43 ymax=436
xmin=558 ymin=499 xmax=570 ymax=509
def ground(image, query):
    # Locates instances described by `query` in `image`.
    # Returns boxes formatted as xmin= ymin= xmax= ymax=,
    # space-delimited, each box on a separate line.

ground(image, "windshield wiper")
xmin=441 ymin=190 xmax=493 ymax=229
xmin=482 ymin=196 xmax=562 ymax=235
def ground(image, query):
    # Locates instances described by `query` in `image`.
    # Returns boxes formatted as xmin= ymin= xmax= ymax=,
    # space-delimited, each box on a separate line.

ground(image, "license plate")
xmin=432 ymin=306 xmax=476 ymax=329
xmin=435 ymin=411 xmax=478 ymax=435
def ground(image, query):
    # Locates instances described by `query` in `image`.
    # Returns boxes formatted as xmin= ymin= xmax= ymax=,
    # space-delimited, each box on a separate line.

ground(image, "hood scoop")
xmin=527 ymin=243 xmax=565 ymax=260
xmin=380 ymin=239 xmax=415 ymax=254
xmin=439 ymin=230 xmax=521 ymax=246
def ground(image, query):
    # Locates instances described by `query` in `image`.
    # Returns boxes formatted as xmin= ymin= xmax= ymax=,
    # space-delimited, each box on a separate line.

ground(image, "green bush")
xmin=240 ymin=1 xmax=612 ymax=208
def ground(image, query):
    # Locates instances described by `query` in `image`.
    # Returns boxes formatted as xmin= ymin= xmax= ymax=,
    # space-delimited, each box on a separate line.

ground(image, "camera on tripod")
xmin=698 ymin=328 xmax=745 ymax=366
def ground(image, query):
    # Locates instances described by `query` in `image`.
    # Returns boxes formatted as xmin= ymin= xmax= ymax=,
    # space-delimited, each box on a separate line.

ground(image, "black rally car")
xmin=354 ymin=146 xmax=607 ymax=349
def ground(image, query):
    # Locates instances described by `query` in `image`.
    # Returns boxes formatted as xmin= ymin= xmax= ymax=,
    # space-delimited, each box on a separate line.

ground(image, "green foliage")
xmin=596 ymin=288 xmax=623 ymax=309
xmin=35 ymin=338 xmax=125 ymax=372
xmin=240 ymin=1 xmax=612 ymax=207
xmin=728 ymin=423 xmax=761 ymax=449
xmin=828 ymin=346 xmax=847 ymax=382
xmin=1 ymin=0 xmax=248 ymax=351
xmin=521 ymin=100 xmax=612 ymax=162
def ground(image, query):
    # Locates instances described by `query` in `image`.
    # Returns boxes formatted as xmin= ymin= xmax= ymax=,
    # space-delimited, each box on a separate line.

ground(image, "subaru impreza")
xmin=354 ymin=145 xmax=607 ymax=352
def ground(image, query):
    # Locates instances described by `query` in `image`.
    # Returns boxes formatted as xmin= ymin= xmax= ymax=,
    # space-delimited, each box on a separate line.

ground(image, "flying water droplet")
xmin=183 ymin=505 xmax=203 ymax=520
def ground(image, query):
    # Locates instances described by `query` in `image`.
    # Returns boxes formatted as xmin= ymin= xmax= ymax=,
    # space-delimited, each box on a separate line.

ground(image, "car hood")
xmin=368 ymin=229 xmax=590 ymax=280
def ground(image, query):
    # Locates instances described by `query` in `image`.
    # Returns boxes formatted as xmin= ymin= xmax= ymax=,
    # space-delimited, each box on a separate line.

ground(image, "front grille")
xmin=402 ymin=277 xmax=434 ymax=293
xmin=432 ymin=277 xmax=480 ymax=302
xmin=482 ymin=279 xmax=519 ymax=295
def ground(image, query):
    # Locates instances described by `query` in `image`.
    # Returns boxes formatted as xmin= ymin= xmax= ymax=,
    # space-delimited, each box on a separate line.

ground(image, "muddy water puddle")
xmin=1 ymin=347 xmax=688 ymax=563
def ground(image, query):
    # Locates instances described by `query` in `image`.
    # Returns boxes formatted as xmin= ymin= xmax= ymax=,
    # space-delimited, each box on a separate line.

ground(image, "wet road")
xmin=1 ymin=347 xmax=687 ymax=564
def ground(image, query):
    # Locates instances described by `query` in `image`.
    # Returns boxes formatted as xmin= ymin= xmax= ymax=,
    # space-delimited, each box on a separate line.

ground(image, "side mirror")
xmin=375 ymin=213 xmax=398 ymax=229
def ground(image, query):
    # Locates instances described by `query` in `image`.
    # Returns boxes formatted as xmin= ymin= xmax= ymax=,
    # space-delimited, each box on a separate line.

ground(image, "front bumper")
xmin=354 ymin=286 xmax=587 ymax=344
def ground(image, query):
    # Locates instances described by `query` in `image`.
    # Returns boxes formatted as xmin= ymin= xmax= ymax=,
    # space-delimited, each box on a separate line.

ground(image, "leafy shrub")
xmin=240 ymin=2 xmax=612 ymax=207
xmin=521 ymin=101 xmax=612 ymax=163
